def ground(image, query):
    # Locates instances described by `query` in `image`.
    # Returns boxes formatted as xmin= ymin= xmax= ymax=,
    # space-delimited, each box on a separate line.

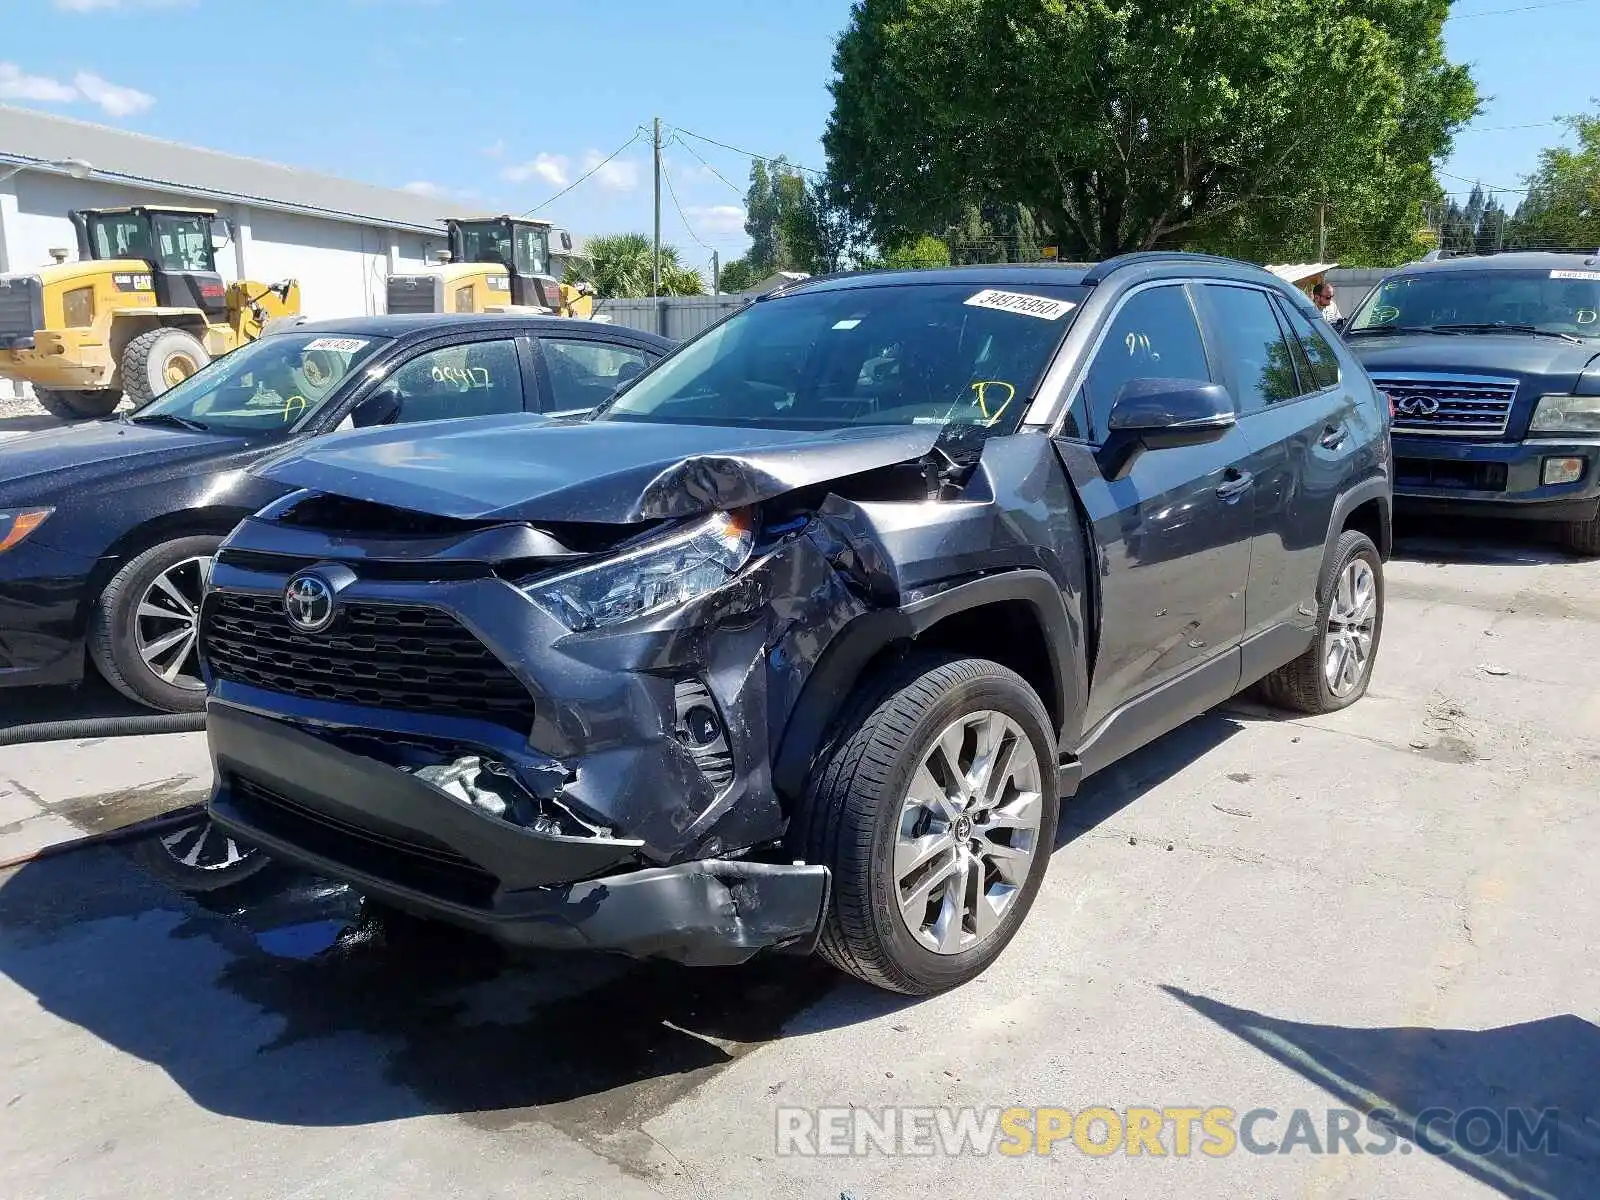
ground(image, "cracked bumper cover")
xmin=205 ymin=703 xmax=830 ymax=967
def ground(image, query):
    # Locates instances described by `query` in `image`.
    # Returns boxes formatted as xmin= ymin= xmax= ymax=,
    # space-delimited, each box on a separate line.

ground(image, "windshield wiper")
xmin=124 ymin=411 xmax=210 ymax=432
xmin=1345 ymin=325 xmax=1463 ymax=337
xmin=1432 ymin=322 xmax=1585 ymax=344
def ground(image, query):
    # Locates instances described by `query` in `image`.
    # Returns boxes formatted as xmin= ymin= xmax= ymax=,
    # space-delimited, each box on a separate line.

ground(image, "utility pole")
xmin=652 ymin=116 xmax=662 ymax=297
xmin=1316 ymin=202 xmax=1328 ymax=261
xmin=711 ymin=250 xmax=720 ymax=295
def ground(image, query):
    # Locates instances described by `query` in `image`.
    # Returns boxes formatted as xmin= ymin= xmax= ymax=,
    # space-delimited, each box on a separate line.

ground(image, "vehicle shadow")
xmin=0 ymin=412 xmax=60 ymax=436
xmin=1392 ymin=514 xmax=1578 ymax=567
xmin=0 ymin=673 xmax=159 ymax=737
xmin=1164 ymin=985 xmax=1600 ymax=1200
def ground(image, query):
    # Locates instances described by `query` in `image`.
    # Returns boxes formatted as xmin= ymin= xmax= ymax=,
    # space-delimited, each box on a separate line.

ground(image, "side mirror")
xmin=350 ymin=387 xmax=401 ymax=428
xmin=1331 ymin=317 xmax=1348 ymax=334
xmin=1098 ymin=378 xmax=1236 ymax=481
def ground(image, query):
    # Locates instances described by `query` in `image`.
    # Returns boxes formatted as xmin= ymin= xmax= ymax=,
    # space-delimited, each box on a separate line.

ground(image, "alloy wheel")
xmin=893 ymin=710 xmax=1044 ymax=955
xmin=134 ymin=555 xmax=212 ymax=691
xmin=156 ymin=815 xmax=256 ymax=873
xmin=1324 ymin=557 xmax=1378 ymax=697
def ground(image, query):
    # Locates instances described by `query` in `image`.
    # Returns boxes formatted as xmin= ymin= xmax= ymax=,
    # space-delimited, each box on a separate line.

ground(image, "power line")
xmin=671 ymin=125 xmax=826 ymax=177
xmin=670 ymin=134 xmax=747 ymax=198
xmin=1448 ymin=0 xmax=1592 ymax=18
xmin=1438 ymin=167 xmax=1528 ymax=194
xmin=660 ymin=156 xmax=714 ymax=253
xmin=520 ymin=128 xmax=646 ymax=216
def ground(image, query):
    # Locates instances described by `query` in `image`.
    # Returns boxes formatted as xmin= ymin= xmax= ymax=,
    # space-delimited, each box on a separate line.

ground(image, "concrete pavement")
xmin=0 ymin=521 xmax=1595 ymax=1199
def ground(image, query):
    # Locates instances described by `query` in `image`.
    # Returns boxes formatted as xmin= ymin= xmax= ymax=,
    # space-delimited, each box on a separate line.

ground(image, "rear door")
xmin=1052 ymin=281 xmax=1252 ymax=741
xmin=1196 ymin=283 xmax=1356 ymax=671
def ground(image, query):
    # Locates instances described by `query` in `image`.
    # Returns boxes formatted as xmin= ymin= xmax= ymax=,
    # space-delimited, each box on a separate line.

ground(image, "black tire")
xmin=1257 ymin=529 xmax=1384 ymax=715
xmin=33 ymin=386 xmax=122 ymax=421
xmin=788 ymin=653 xmax=1059 ymax=995
xmin=129 ymin=813 xmax=272 ymax=894
xmin=88 ymin=534 xmax=220 ymax=713
xmin=1560 ymin=516 xmax=1600 ymax=556
xmin=122 ymin=327 xmax=210 ymax=406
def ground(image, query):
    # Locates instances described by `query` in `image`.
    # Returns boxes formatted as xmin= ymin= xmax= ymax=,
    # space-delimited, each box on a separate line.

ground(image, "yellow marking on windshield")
xmin=970 ymin=379 xmax=1016 ymax=424
xmin=281 ymin=394 xmax=307 ymax=422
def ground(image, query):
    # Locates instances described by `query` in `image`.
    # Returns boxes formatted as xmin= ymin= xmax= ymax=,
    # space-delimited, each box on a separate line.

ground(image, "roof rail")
xmin=1080 ymin=250 xmax=1257 ymax=286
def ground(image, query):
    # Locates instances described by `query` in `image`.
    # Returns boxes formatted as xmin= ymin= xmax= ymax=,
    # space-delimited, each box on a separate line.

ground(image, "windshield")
xmin=595 ymin=282 xmax=1085 ymax=438
xmin=87 ymin=212 xmax=155 ymax=263
xmin=1348 ymin=268 xmax=1600 ymax=338
xmin=455 ymin=222 xmax=512 ymax=268
xmin=151 ymin=213 xmax=215 ymax=272
xmin=131 ymin=332 xmax=391 ymax=435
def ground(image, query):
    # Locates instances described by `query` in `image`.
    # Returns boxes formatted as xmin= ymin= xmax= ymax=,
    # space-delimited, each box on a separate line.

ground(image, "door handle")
xmin=1320 ymin=423 xmax=1348 ymax=450
xmin=1216 ymin=467 xmax=1254 ymax=501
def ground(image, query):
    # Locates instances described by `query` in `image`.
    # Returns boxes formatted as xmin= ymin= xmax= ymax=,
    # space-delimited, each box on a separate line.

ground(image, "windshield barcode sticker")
xmin=964 ymin=290 xmax=1076 ymax=320
xmin=302 ymin=337 xmax=369 ymax=352
xmin=1550 ymin=270 xmax=1600 ymax=281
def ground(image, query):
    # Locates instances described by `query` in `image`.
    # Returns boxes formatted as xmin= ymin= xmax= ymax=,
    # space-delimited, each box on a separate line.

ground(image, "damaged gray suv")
xmin=200 ymin=254 xmax=1391 ymax=994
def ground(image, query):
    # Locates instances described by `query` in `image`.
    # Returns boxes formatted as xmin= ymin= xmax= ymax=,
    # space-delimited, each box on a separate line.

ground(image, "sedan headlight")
xmin=526 ymin=509 xmax=755 ymax=632
xmin=0 ymin=508 xmax=54 ymax=554
xmin=1530 ymin=393 xmax=1600 ymax=434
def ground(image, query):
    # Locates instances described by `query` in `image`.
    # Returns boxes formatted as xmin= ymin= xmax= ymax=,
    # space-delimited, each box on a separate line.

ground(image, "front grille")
xmin=1371 ymin=372 xmax=1519 ymax=438
xmin=385 ymin=275 xmax=437 ymax=315
xmin=1395 ymin=457 xmax=1509 ymax=492
xmin=230 ymin=775 xmax=498 ymax=907
xmin=200 ymin=592 xmax=536 ymax=728
xmin=0 ymin=275 xmax=43 ymax=342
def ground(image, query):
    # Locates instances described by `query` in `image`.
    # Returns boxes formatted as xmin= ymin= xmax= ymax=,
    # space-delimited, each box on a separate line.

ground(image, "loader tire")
xmin=33 ymin=386 xmax=122 ymax=421
xmin=122 ymin=328 xmax=210 ymax=407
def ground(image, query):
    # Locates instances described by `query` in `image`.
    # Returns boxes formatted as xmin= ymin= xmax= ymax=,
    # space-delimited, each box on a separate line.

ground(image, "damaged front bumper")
xmin=206 ymin=703 xmax=830 ymax=966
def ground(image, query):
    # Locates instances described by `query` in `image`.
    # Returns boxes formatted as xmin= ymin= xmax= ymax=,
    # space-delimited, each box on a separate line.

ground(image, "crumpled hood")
xmin=253 ymin=414 xmax=943 ymax=523
xmin=0 ymin=419 xmax=250 ymax=503
xmin=1347 ymin=333 xmax=1600 ymax=382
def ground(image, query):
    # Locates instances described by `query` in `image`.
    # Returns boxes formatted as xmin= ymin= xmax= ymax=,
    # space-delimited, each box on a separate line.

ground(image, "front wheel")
xmin=1257 ymin=529 xmax=1384 ymax=714
xmin=33 ymin=386 xmax=122 ymax=421
xmin=1560 ymin=515 xmax=1600 ymax=557
xmin=88 ymin=534 xmax=221 ymax=712
xmin=789 ymin=654 xmax=1059 ymax=995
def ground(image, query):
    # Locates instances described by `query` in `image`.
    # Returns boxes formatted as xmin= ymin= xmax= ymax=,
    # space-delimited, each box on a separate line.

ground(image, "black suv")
xmin=1341 ymin=251 xmax=1600 ymax=553
xmin=200 ymin=254 xmax=1391 ymax=995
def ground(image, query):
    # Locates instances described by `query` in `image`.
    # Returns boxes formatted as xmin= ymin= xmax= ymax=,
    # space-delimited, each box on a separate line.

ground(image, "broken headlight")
xmin=526 ymin=509 xmax=755 ymax=632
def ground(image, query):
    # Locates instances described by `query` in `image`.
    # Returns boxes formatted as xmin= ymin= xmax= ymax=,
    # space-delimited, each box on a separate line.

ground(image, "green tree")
xmin=565 ymin=233 xmax=703 ymax=299
xmin=744 ymin=158 xmax=810 ymax=275
xmin=825 ymin=0 xmax=1478 ymax=262
xmin=716 ymin=257 xmax=759 ymax=293
xmin=879 ymin=235 xmax=951 ymax=270
xmin=1507 ymin=108 xmax=1600 ymax=251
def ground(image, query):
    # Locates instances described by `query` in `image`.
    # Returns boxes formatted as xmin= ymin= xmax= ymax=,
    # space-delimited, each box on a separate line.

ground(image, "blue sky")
xmin=3 ymin=0 xmax=1597 ymax=272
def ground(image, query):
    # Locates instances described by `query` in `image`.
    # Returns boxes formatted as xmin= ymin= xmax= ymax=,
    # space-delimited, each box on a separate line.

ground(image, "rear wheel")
xmin=1257 ymin=529 xmax=1384 ymax=714
xmin=88 ymin=534 xmax=220 ymax=713
xmin=122 ymin=328 xmax=210 ymax=406
xmin=1560 ymin=515 xmax=1600 ymax=557
xmin=789 ymin=654 xmax=1059 ymax=995
xmin=33 ymin=386 xmax=122 ymax=421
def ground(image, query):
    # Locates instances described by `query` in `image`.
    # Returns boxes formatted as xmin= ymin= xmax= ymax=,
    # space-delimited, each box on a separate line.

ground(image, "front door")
xmin=1052 ymin=282 xmax=1253 ymax=746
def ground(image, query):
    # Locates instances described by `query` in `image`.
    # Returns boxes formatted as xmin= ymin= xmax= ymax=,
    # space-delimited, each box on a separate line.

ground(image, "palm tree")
xmin=565 ymin=233 xmax=705 ymax=299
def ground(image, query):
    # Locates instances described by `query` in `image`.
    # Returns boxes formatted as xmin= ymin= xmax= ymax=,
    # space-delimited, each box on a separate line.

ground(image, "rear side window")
xmin=1201 ymin=285 xmax=1302 ymax=412
xmin=1278 ymin=299 xmax=1342 ymax=391
xmin=1080 ymin=285 xmax=1212 ymax=437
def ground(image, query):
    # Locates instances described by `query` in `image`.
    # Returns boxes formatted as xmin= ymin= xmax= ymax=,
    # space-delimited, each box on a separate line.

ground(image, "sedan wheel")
xmin=134 ymin=555 xmax=211 ymax=691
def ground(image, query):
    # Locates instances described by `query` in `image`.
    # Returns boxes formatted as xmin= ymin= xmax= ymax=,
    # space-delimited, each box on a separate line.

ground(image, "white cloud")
xmin=0 ymin=62 xmax=154 ymax=116
xmin=583 ymin=149 xmax=640 ymax=192
xmin=0 ymin=62 xmax=78 ymax=103
xmin=685 ymin=204 xmax=747 ymax=238
xmin=72 ymin=71 xmax=155 ymax=117
xmin=502 ymin=152 xmax=568 ymax=187
xmin=53 ymin=0 xmax=194 ymax=10
xmin=401 ymin=181 xmax=448 ymax=197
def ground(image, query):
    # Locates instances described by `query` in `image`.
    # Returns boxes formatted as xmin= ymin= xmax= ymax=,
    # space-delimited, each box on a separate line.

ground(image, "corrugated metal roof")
xmin=0 ymin=104 xmax=483 ymax=234
xmin=1265 ymin=262 xmax=1339 ymax=285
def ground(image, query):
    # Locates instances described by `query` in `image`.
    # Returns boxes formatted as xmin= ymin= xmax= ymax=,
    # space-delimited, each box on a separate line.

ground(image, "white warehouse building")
xmin=0 ymin=105 xmax=588 ymax=397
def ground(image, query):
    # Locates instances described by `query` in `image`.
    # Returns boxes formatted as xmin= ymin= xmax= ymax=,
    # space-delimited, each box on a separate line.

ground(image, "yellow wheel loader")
xmin=384 ymin=216 xmax=596 ymax=319
xmin=0 ymin=205 xmax=301 ymax=421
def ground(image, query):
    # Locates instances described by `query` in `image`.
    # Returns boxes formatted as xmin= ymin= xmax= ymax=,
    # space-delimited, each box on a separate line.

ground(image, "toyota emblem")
xmin=1395 ymin=394 xmax=1441 ymax=417
xmin=283 ymin=573 xmax=336 ymax=633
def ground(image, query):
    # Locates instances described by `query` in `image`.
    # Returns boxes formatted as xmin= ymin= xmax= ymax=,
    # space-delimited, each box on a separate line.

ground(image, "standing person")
xmin=1312 ymin=280 xmax=1342 ymax=323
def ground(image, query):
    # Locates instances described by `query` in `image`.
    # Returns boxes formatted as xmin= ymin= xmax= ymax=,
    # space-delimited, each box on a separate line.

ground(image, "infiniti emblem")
xmin=283 ymin=573 xmax=336 ymax=633
xmin=1395 ymin=394 xmax=1441 ymax=417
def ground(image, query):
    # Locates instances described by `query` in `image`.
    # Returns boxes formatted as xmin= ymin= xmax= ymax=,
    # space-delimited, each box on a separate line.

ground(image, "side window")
xmin=541 ymin=337 xmax=654 ymax=412
xmin=384 ymin=338 xmax=525 ymax=424
xmin=1201 ymin=285 xmax=1303 ymax=412
xmin=1079 ymin=285 xmax=1211 ymax=437
xmin=1278 ymin=299 xmax=1342 ymax=391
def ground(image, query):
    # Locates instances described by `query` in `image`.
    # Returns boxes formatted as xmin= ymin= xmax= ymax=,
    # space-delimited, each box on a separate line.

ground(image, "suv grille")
xmin=200 ymin=592 xmax=535 ymax=728
xmin=1370 ymin=372 xmax=1519 ymax=438
xmin=385 ymin=275 xmax=437 ymax=315
xmin=0 ymin=275 xmax=44 ymax=343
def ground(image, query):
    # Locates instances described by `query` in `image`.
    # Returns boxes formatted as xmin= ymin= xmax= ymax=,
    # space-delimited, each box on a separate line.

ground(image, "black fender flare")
xmin=770 ymin=568 xmax=1078 ymax=803
xmin=1324 ymin=474 xmax=1392 ymax=567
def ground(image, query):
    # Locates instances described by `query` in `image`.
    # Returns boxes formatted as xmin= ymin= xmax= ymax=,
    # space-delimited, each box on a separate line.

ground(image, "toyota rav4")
xmin=199 ymin=253 xmax=1391 ymax=995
